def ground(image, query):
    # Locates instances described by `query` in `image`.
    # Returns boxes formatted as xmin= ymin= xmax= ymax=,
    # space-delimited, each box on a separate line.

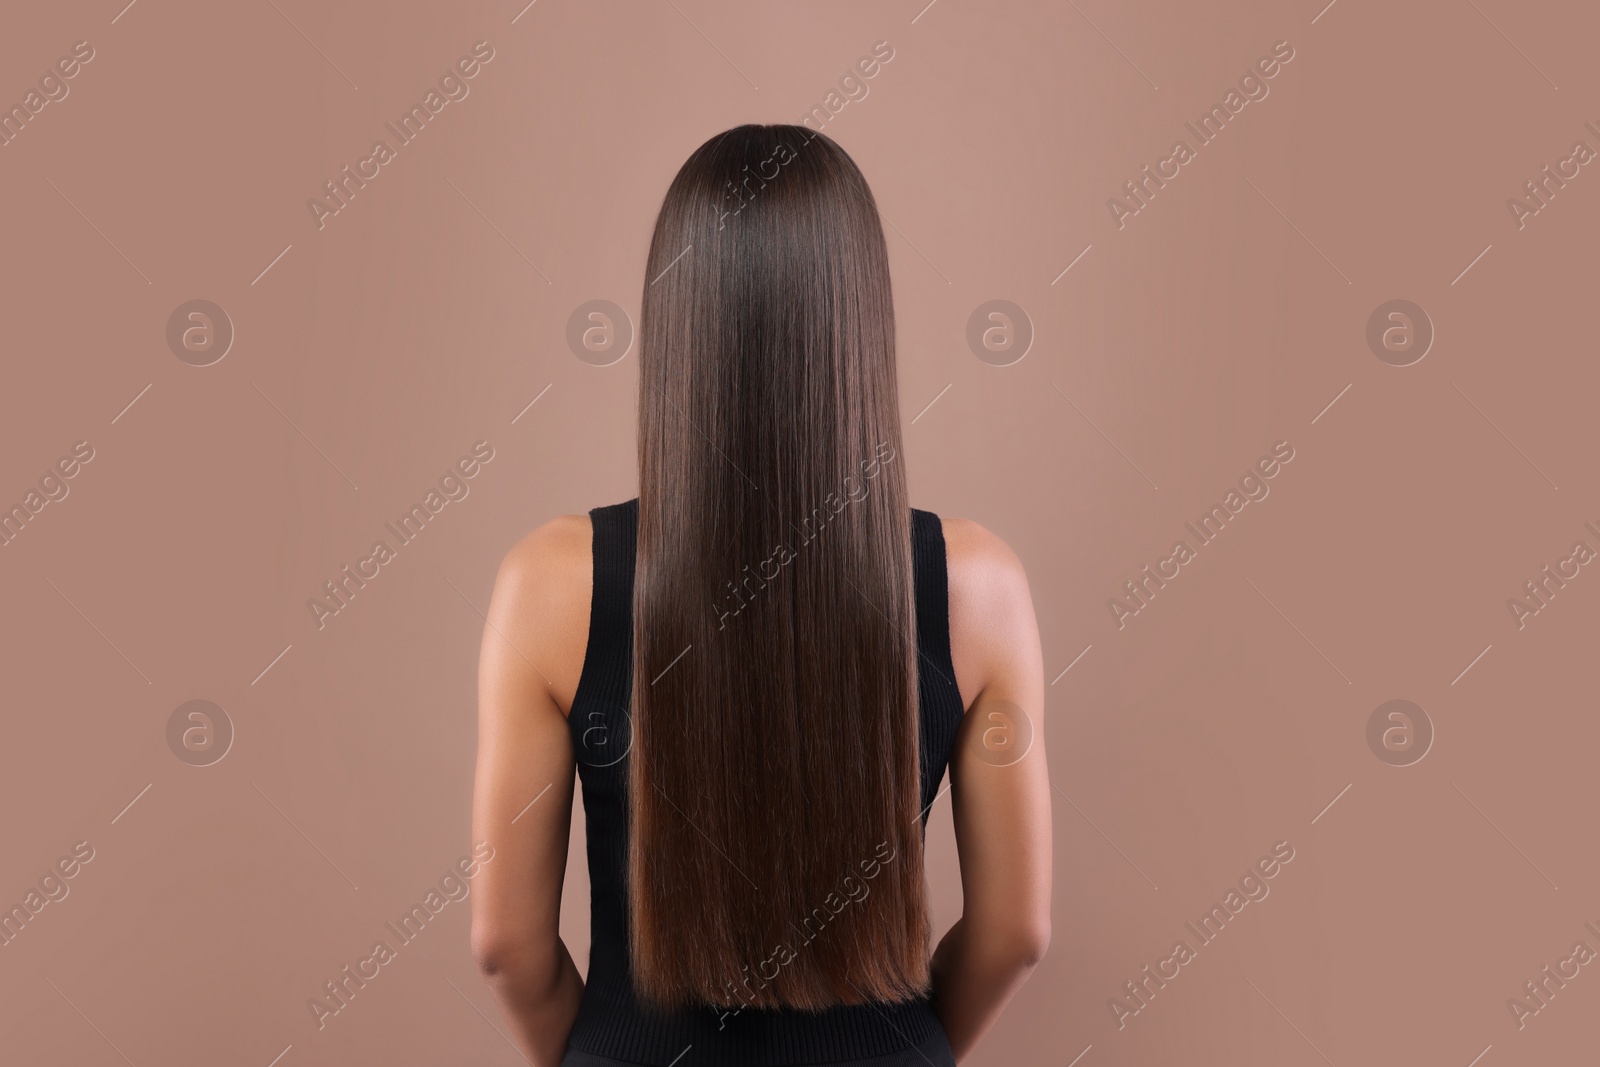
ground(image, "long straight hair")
xmin=629 ymin=124 xmax=927 ymax=1012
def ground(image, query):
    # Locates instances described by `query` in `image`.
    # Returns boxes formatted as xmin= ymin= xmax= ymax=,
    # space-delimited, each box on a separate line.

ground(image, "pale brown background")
xmin=2 ymin=0 xmax=1597 ymax=1064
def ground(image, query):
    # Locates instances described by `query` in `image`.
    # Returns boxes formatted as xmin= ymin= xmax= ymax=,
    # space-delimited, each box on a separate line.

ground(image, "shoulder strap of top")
xmin=576 ymin=499 xmax=638 ymax=709
xmin=911 ymin=507 xmax=962 ymax=706
xmin=910 ymin=507 xmax=965 ymax=822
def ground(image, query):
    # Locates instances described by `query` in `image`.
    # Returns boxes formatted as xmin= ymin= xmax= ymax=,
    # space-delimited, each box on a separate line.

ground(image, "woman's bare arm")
xmin=469 ymin=516 xmax=592 ymax=1065
xmin=931 ymin=517 xmax=1053 ymax=1061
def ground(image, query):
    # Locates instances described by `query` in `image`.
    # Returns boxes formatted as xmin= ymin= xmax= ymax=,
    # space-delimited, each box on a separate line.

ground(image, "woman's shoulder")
xmin=489 ymin=513 xmax=594 ymax=712
xmin=938 ymin=516 xmax=1030 ymax=596
xmin=496 ymin=513 xmax=591 ymax=587
xmin=936 ymin=516 xmax=1037 ymax=710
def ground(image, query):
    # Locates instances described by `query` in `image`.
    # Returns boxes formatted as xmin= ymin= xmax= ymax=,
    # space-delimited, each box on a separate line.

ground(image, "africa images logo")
xmin=1108 ymin=840 xmax=1296 ymax=1028
xmin=306 ymin=41 xmax=496 ymax=230
xmin=1106 ymin=40 xmax=1296 ymax=229
xmin=306 ymin=843 xmax=494 ymax=1030
xmin=306 ymin=441 xmax=495 ymax=630
xmin=1106 ymin=441 xmax=1295 ymax=628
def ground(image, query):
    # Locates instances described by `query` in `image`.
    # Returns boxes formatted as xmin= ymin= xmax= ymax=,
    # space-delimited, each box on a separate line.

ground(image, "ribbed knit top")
xmin=563 ymin=499 xmax=965 ymax=1066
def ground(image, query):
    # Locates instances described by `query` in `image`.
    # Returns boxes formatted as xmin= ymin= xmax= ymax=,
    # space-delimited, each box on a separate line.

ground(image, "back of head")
xmin=630 ymin=124 xmax=927 ymax=1011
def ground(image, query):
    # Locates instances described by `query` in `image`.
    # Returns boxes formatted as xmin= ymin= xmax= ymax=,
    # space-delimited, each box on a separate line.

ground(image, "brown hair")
xmin=629 ymin=124 xmax=928 ymax=1011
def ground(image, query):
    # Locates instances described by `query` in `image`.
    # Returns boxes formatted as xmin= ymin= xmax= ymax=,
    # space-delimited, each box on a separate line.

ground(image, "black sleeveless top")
xmin=562 ymin=499 xmax=966 ymax=1067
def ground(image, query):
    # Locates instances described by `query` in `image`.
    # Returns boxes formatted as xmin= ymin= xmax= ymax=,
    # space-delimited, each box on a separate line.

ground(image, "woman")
xmin=470 ymin=125 xmax=1051 ymax=1066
